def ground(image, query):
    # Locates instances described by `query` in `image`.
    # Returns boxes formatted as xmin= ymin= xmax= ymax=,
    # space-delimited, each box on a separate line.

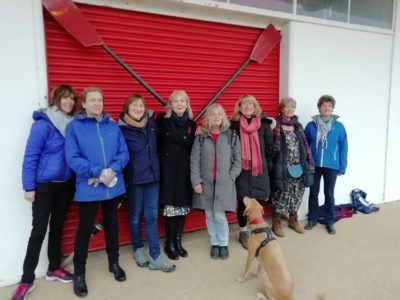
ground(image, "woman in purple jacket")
xmin=12 ymin=85 xmax=77 ymax=300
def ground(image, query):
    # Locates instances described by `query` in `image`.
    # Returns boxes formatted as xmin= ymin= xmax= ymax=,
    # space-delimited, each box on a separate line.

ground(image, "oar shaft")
xmin=101 ymin=44 xmax=167 ymax=106
xmin=194 ymin=57 xmax=251 ymax=121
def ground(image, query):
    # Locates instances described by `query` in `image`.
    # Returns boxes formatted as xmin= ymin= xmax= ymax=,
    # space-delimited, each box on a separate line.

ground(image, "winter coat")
xmin=119 ymin=113 xmax=160 ymax=185
xmin=304 ymin=115 xmax=348 ymax=174
xmin=157 ymin=117 xmax=196 ymax=208
xmin=65 ymin=113 xmax=129 ymax=202
xmin=270 ymin=120 xmax=314 ymax=191
xmin=230 ymin=114 xmax=274 ymax=200
xmin=190 ymin=129 xmax=242 ymax=212
xmin=22 ymin=109 xmax=74 ymax=191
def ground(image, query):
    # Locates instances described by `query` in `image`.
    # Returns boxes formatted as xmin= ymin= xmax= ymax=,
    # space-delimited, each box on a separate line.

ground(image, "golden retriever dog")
xmin=236 ymin=197 xmax=294 ymax=300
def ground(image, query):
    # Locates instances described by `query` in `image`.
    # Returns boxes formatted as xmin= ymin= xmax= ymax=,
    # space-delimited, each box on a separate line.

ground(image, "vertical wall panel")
xmin=44 ymin=3 xmax=278 ymax=254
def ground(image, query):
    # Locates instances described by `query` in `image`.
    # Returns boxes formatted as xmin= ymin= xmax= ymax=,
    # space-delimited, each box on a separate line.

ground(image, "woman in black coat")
xmin=230 ymin=94 xmax=274 ymax=250
xmin=157 ymin=90 xmax=196 ymax=260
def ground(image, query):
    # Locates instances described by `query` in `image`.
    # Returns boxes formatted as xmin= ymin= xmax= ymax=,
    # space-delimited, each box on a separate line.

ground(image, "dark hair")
xmin=50 ymin=84 xmax=78 ymax=116
xmin=317 ymin=95 xmax=336 ymax=109
xmin=123 ymin=94 xmax=148 ymax=117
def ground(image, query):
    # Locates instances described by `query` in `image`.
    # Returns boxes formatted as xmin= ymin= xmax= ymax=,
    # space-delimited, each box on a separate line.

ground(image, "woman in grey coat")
xmin=190 ymin=104 xmax=242 ymax=259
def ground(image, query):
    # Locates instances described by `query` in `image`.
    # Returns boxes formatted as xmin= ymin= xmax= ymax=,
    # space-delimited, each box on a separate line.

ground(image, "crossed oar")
xmin=43 ymin=0 xmax=281 ymax=264
xmin=43 ymin=0 xmax=281 ymax=121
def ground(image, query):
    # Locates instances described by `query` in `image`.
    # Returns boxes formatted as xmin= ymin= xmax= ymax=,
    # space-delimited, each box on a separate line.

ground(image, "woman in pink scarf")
xmin=230 ymin=95 xmax=275 ymax=249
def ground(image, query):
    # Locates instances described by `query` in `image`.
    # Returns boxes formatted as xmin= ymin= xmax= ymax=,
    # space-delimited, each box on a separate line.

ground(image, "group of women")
xmin=12 ymin=85 xmax=348 ymax=300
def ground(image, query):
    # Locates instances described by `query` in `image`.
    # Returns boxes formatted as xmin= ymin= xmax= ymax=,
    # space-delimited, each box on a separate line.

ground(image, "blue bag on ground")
xmin=350 ymin=188 xmax=379 ymax=214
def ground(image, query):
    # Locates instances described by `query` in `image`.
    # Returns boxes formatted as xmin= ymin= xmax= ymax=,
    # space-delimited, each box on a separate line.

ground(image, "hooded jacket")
xmin=22 ymin=108 xmax=74 ymax=191
xmin=304 ymin=115 xmax=348 ymax=174
xmin=65 ymin=113 xmax=129 ymax=201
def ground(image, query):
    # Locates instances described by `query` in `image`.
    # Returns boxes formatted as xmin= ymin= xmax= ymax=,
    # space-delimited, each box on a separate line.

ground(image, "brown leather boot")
xmin=272 ymin=217 xmax=285 ymax=237
xmin=288 ymin=214 xmax=305 ymax=234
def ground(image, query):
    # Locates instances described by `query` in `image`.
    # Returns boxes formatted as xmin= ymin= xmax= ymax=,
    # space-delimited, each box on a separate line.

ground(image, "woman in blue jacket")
xmin=65 ymin=87 xmax=129 ymax=297
xmin=12 ymin=85 xmax=77 ymax=300
xmin=119 ymin=94 xmax=175 ymax=272
xmin=304 ymin=95 xmax=348 ymax=235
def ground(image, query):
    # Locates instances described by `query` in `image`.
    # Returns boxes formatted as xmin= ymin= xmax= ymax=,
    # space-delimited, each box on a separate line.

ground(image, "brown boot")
xmin=238 ymin=231 xmax=249 ymax=249
xmin=288 ymin=214 xmax=305 ymax=234
xmin=272 ymin=217 xmax=285 ymax=237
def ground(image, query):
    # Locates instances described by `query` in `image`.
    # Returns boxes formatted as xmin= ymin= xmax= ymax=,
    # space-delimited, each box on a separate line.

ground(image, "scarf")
xmin=316 ymin=115 xmax=333 ymax=149
xmin=45 ymin=106 xmax=73 ymax=137
xmin=123 ymin=112 xmax=148 ymax=129
xmin=239 ymin=116 xmax=262 ymax=177
xmin=274 ymin=115 xmax=314 ymax=166
xmin=171 ymin=111 xmax=189 ymax=127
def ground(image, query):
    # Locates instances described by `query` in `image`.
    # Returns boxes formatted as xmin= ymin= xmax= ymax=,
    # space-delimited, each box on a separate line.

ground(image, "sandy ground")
xmin=1 ymin=201 xmax=399 ymax=300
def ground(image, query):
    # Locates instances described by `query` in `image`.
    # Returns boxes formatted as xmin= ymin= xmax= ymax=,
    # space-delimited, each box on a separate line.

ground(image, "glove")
xmin=99 ymin=168 xmax=118 ymax=188
xmin=88 ymin=178 xmax=100 ymax=188
xmin=24 ymin=191 xmax=35 ymax=202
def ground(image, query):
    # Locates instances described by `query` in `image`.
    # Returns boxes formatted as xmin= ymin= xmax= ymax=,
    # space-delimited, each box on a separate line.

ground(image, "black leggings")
xmin=73 ymin=196 xmax=120 ymax=275
xmin=21 ymin=181 xmax=73 ymax=283
xmin=236 ymin=197 xmax=247 ymax=228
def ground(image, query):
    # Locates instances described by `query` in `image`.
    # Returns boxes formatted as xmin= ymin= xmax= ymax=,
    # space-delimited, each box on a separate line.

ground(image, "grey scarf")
xmin=311 ymin=114 xmax=338 ymax=149
xmin=45 ymin=106 xmax=73 ymax=137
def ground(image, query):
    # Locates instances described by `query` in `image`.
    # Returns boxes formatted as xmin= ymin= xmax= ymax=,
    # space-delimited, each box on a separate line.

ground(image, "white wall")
xmin=0 ymin=0 xmax=48 ymax=286
xmin=280 ymin=21 xmax=395 ymax=218
xmin=385 ymin=2 xmax=400 ymax=202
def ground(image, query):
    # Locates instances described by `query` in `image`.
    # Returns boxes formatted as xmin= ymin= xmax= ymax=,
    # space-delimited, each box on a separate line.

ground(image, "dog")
xmin=236 ymin=197 xmax=294 ymax=300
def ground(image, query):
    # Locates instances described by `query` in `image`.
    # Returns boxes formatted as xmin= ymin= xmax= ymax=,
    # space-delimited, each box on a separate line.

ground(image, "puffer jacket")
xmin=65 ymin=113 xmax=129 ymax=202
xmin=22 ymin=109 xmax=73 ymax=191
xmin=190 ymin=128 xmax=242 ymax=212
xmin=230 ymin=114 xmax=274 ymax=200
xmin=304 ymin=115 xmax=348 ymax=174
xmin=119 ymin=112 xmax=160 ymax=185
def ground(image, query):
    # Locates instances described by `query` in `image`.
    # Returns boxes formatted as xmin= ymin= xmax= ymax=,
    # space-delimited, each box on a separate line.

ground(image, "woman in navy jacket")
xmin=65 ymin=87 xmax=129 ymax=297
xmin=12 ymin=85 xmax=77 ymax=300
xmin=304 ymin=95 xmax=348 ymax=235
xmin=119 ymin=94 xmax=175 ymax=272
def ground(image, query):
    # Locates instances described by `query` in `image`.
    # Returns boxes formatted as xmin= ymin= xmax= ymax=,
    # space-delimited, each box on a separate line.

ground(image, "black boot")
xmin=73 ymin=274 xmax=88 ymax=297
xmin=164 ymin=217 xmax=179 ymax=260
xmin=108 ymin=262 xmax=126 ymax=282
xmin=175 ymin=216 xmax=188 ymax=257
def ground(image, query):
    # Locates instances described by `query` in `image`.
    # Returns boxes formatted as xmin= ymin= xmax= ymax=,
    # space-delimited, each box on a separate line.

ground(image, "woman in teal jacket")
xmin=65 ymin=87 xmax=129 ymax=297
xmin=304 ymin=95 xmax=348 ymax=235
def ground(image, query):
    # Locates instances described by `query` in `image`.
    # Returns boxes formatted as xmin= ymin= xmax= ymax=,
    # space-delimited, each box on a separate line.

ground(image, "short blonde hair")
xmin=278 ymin=97 xmax=297 ymax=114
xmin=231 ymin=94 xmax=262 ymax=121
xmin=164 ymin=90 xmax=193 ymax=119
xmin=202 ymin=104 xmax=230 ymax=131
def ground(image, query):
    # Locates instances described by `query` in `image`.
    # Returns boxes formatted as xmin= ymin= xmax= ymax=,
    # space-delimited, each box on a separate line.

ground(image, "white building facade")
xmin=0 ymin=0 xmax=399 ymax=285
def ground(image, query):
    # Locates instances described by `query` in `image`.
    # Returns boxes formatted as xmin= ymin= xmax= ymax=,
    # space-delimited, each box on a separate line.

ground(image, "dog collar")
xmin=250 ymin=217 xmax=264 ymax=225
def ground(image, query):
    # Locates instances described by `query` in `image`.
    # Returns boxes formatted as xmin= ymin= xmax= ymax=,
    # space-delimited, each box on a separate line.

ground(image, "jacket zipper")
xmin=96 ymin=123 xmax=110 ymax=199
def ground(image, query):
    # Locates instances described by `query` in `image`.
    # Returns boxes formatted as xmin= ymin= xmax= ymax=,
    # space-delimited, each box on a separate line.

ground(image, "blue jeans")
xmin=127 ymin=182 xmax=160 ymax=260
xmin=205 ymin=209 xmax=229 ymax=246
xmin=308 ymin=167 xmax=339 ymax=225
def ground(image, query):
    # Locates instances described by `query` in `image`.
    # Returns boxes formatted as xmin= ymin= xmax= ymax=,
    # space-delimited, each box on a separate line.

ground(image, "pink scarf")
xmin=239 ymin=116 xmax=262 ymax=176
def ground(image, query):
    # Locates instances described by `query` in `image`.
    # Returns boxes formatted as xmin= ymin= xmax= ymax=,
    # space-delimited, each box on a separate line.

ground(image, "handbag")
xmin=287 ymin=164 xmax=303 ymax=178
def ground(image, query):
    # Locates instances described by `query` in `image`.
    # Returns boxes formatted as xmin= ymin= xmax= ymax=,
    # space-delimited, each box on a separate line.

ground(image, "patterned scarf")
xmin=239 ymin=116 xmax=262 ymax=177
xmin=316 ymin=115 xmax=333 ymax=149
xmin=123 ymin=112 xmax=148 ymax=128
xmin=274 ymin=115 xmax=314 ymax=166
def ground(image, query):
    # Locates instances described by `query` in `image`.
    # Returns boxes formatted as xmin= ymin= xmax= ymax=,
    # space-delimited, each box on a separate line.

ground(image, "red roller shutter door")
xmin=44 ymin=3 xmax=279 ymax=255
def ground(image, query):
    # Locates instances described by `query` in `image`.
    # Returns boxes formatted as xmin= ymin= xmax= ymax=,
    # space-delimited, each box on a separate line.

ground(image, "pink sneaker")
xmin=45 ymin=267 xmax=73 ymax=283
xmin=11 ymin=282 xmax=34 ymax=300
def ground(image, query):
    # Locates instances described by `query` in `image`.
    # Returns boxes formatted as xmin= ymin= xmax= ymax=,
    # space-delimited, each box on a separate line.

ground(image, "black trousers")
xmin=21 ymin=181 xmax=74 ymax=283
xmin=73 ymin=196 xmax=120 ymax=275
xmin=236 ymin=197 xmax=247 ymax=228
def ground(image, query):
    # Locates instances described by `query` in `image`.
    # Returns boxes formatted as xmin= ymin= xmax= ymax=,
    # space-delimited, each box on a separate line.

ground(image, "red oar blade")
xmin=250 ymin=24 xmax=281 ymax=63
xmin=42 ymin=0 xmax=103 ymax=47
